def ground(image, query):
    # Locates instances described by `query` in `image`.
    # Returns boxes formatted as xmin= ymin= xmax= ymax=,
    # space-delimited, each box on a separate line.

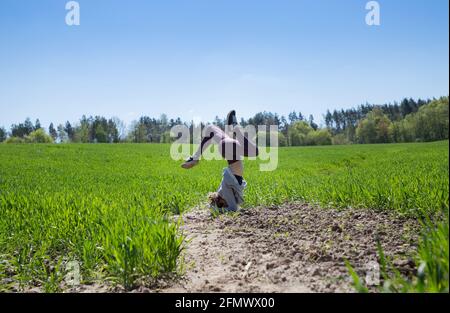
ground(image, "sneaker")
xmin=226 ymin=110 xmax=238 ymax=126
xmin=181 ymin=156 xmax=199 ymax=169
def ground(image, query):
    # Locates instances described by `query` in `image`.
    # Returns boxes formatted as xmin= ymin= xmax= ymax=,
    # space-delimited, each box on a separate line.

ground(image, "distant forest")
xmin=1 ymin=96 xmax=448 ymax=146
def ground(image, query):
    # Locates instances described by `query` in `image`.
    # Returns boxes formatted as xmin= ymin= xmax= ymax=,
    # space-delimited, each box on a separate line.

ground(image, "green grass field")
xmin=0 ymin=141 xmax=448 ymax=291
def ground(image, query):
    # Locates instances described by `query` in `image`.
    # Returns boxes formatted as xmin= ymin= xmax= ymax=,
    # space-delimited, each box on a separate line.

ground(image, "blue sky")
xmin=0 ymin=0 xmax=448 ymax=129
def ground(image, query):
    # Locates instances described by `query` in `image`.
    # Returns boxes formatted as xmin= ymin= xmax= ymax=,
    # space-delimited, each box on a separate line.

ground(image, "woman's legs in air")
xmin=181 ymin=110 xmax=259 ymax=169
xmin=182 ymin=124 xmax=229 ymax=168
xmin=232 ymin=125 xmax=259 ymax=158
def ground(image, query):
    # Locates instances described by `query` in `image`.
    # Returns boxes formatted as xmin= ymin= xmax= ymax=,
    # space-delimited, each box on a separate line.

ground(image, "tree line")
xmin=0 ymin=96 xmax=448 ymax=145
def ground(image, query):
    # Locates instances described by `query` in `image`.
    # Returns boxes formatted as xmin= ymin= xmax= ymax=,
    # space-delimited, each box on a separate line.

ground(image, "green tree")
xmin=65 ymin=121 xmax=75 ymax=142
xmin=11 ymin=118 xmax=34 ymax=138
xmin=306 ymin=129 xmax=332 ymax=146
xmin=308 ymin=114 xmax=318 ymax=131
xmin=128 ymin=121 xmax=147 ymax=143
xmin=213 ymin=116 xmax=225 ymax=129
xmin=34 ymin=119 xmax=42 ymax=130
xmin=332 ymin=133 xmax=352 ymax=145
xmin=356 ymin=108 xmax=393 ymax=144
xmin=26 ymin=128 xmax=54 ymax=143
xmin=111 ymin=117 xmax=126 ymax=141
xmin=5 ymin=137 xmax=25 ymax=144
xmin=0 ymin=127 xmax=6 ymax=142
xmin=107 ymin=118 xmax=120 ymax=143
xmin=257 ymin=131 xmax=286 ymax=147
xmin=413 ymin=97 xmax=449 ymax=141
xmin=57 ymin=124 xmax=68 ymax=142
xmin=391 ymin=97 xmax=449 ymax=143
xmin=289 ymin=121 xmax=312 ymax=146
xmin=48 ymin=123 xmax=58 ymax=141
xmin=277 ymin=131 xmax=287 ymax=147
xmin=74 ymin=117 xmax=90 ymax=143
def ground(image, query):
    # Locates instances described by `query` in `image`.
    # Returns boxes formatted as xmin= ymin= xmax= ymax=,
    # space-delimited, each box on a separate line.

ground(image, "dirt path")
xmin=19 ymin=202 xmax=420 ymax=293
xmin=161 ymin=203 xmax=420 ymax=293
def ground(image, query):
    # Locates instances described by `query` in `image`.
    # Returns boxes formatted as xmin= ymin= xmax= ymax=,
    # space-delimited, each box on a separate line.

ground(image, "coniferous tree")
xmin=0 ymin=127 xmax=6 ymax=142
xmin=48 ymin=123 xmax=58 ymax=141
xmin=34 ymin=119 xmax=42 ymax=130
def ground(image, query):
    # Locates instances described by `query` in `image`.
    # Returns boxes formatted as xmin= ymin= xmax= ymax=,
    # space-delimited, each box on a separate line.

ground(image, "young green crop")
xmin=0 ymin=141 xmax=448 ymax=291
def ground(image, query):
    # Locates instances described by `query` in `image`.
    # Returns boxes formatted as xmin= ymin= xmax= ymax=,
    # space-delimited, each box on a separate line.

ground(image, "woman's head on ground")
xmin=208 ymin=192 xmax=227 ymax=209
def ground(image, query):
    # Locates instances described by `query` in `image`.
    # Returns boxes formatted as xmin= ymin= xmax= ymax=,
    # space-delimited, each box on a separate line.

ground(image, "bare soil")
xmin=159 ymin=203 xmax=420 ymax=293
xmin=19 ymin=203 xmax=420 ymax=293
